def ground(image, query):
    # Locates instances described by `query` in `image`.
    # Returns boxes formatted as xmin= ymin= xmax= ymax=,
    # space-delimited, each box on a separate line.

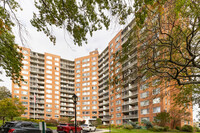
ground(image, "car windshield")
xmin=59 ymin=124 xmax=67 ymax=126
xmin=2 ymin=122 xmax=16 ymax=128
xmin=81 ymin=124 xmax=88 ymax=126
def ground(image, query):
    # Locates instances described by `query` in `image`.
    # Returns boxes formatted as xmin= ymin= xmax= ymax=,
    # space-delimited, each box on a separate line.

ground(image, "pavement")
xmin=53 ymin=129 xmax=109 ymax=133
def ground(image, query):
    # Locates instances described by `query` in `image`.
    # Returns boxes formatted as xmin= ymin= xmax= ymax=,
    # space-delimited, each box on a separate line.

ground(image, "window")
xmin=153 ymin=88 xmax=160 ymax=95
xmin=46 ymin=99 xmax=52 ymax=103
xmin=76 ymin=70 xmax=80 ymax=73
xmin=115 ymin=42 xmax=120 ymax=48
xmin=46 ymin=75 xmax=52 ymax=79
xmin=76 ymin=74 xmax=81 ymax=77
xmin=76 ymin=88 xmax=80 ymax=91
xmin=76 ymin=65 xmax=81 ymax=68
xmin=55 ymin=81 xmax=59 ymax=85
xmin=22 ymin=86 xmax=28 ymax=90
xmin=92 ymin=81 xmax=97 ymax=85
xmin=14 ymin=90 xmax=19 ymax=94
xmin=92 ymin=101 xmax=97 ymax=104
xmin=46 ymin=95 xmax=52 ymax=98
xmin=55 ymin=91 xmax=59 ymax=94
xmin=140 ymin=100 xmax=149 ymax=106
xmin=141 ymin=117 xmax=149 ymax=122
xmin=141 ymin=109 xmax=149 ymax=115
xmin=92 ymin=62 xmax=97 ymax=65
xmin=153 ymin=107 xmax=161 ymax=113
xmin=21 ymin=91 xmax=28 ymax=95
xmin=46 ymin=65 xmax=52 ymax=69
xmin=83 ymin=87 xmax=90 ymax=91
xmin=83 ymin=68 xmax=90 ymax=72
xmin=140 ymin=83 xmax=149 ymax=90
xmin=55 ymin=77 xmax=59 ymax=80
xmin=55 ymin=62 xmax=59 ymax=66
xmin=46 ymin=109 xmax=52 ymax=112
xmin=21 ymin=96 xmax=28 ymax=100
xmin=116 ymin=107 xmax=121 ymax=111
xmin=22 ymin=50 xmax=28 ymax=54
xmin=22 ymin=71 xmax=28 ymax=74
xmin=92 ymin=106 xmax=97 ymax=109
xmin=116 ymin=100 xmax=121 ymax=105
xmin=46 ymin=70 xmax=52 ymax=74
xmin=116 ymin=94 xmax=121 ymax=99
xmin=153 ymin=97 xmax=160 ymax=104
xmin=23 ymin=76 xmax=28 ymax=80
xmin=23 ymin=66 xmax=28 ymax=69
xmin=152 ymin=79 xmax=160 ymax=86
xmin=46 ymin=90 xmax=52 ymax=93
xmin=115 ymin=36 xmax=120 ymax=42
xmin=92 ymin=67 xmax=97 ymax=70
xmin=46 ymin=104 xmax=52 ymax=107
xmin=46 ymin=61 xmax=52 ymax=64
xmin=92 ymin=96 xmax=97 ymax=100
xmin=46 ymin=56 xmax=52 ymax=60
xmin=92 ymin=77 xmax=97 ymax=80
xmin=76 ymin=60 xmax=80 ymax=64
xmin=46 ymin=80 xmax=52 ymax=83
xmin=82 ymin=63 xmax=90 ymax=67
xmin=92 ymin=86 xmax=97 ymax=90
xmin=22 ymin=60 xmax=28 ymax=64
xmin=55 ymin=86 xmax=59 ymax=90
xmin=116 ymin=120 xmax=121 ymax=124
xmin=55 ymin=58 xmax=59 ymax=61
xmin=46 ymin=85 xmax=52 ymax=88
xmin=55 ymin=72 xmax=59 ymax=75
xmin=140 ymin=91 xmax=149 ymax=99
xmin=92 ymin=72 xmax=97 ymax=75
xmin=92 ymin=91 xmax=97 ymax=95
xmin=116 ymin=113 xmax=121 ymax=117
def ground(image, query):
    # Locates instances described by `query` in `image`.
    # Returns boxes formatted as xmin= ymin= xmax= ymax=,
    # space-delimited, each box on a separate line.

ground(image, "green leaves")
xmin=31 ymin=0 xmax=133 ymax=46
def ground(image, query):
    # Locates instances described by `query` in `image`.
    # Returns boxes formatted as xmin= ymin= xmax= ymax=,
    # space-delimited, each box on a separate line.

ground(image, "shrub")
xmin=45 ymin=119 xmax=58 ymax=126
xmin=195 ymin=127 xmax=200 ymax=132
xmin=110 ymin=124 xmax=115 ymax=128
xmin=123 ymin=124 xmax=133 ymax=130
xmin=142 ymin=120 xmax=153 ymax=129
xmin=115 ymin=125 xmax=123 ymax=129
xmin=97 ymin=125 xmax=109 ymax=129
xmin=164 ymin=126 xmax=169 ymax=131
xmin=176 ymin=126 xmax=180 ymax=130
xmin=181 ymin=125 xmax=193 ymax=132
xmin=128 ymin=121 xmax=141 ymax=129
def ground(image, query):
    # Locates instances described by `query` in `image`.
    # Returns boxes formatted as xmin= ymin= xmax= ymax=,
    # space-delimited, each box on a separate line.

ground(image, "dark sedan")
xmin=0 ymin=121 xmax=52 ymax=133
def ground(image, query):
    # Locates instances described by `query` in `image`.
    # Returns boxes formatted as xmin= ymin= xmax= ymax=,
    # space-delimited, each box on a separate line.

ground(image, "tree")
xmin=91 ymin=118 xmax=102 ymax=127
xmin=154 ymin=111 xmax=171 ymax=127
xmin=132 ymin=0 xmax=200 ymax=86
xmin=169 ymin=108 xmax=191 ymax=129
xmin=0 ymin=86 xmax=11 ymax=100
xmin=0 ymin=98 xmax=25 ymax=124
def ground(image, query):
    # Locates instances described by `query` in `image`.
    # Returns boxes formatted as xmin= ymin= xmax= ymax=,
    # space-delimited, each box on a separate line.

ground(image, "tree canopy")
xmin=0 ymin=98 xmax=25 ymax=124
xmin=0 ymin=86 xmax=11 ymax=100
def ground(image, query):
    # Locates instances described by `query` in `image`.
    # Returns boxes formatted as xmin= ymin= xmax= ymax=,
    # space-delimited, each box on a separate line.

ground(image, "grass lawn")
xmin=47 ymin=126 xmax=57 ymax=130
xmin=104 ymin=128 xmax=193 ymax=133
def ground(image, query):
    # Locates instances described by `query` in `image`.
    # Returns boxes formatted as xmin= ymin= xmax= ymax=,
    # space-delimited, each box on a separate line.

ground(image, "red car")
xmin=57 ymin=124 xmax=83 ymax=133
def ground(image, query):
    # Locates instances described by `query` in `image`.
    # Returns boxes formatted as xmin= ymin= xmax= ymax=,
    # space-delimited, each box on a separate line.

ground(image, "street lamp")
xmin=72 ymin=94 xmax=78 ymax=133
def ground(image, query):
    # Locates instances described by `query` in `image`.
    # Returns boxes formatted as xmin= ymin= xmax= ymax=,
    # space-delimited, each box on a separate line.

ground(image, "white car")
xmin=80 ymin=124 xmax=96 ymax=132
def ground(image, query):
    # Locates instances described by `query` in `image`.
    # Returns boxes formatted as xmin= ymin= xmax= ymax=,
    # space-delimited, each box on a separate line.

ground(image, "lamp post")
xmin=72 ymin=94 xmax=78 ymax=133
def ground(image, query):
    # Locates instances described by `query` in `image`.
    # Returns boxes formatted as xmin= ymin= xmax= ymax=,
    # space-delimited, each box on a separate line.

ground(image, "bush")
xmin=142 ymin=120 xmax=153 ymax=129
xmin=164 ymin=126 xmax=169 ymax=131
xmin=97 ymin=125 xmax=109 ymax=129
xmin=181 ymin=125 xmax=193 ymax=132
xmin=176 ymin=126 xmax=180 ymax=130
xmin=149 ymin=126 xmax=169 ymax=132
xmin=194 ymin=127 xmax=200 ymax=132
xmin=116 ymin=125 xmax=123 ymax=129
xmin=45 ymin=119 xmax=58 ymax=126
xmin=123 ymin=124 xmax=133 ymax=130
xmin=128 ymin=121 xmax=141 ymax=129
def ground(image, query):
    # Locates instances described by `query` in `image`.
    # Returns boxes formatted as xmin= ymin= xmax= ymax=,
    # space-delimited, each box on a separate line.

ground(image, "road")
xmin=53 ymin=129 xmax=109 ymax=133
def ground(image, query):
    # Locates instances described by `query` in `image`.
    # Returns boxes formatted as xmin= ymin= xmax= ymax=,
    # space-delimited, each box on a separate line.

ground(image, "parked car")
xmin=80 ymin=124 xmax=96 ymax=132
xmin=57 ymin=123 xmax=83 ymax=133
xmin=0 ymin=121 xmax=53 ymax=133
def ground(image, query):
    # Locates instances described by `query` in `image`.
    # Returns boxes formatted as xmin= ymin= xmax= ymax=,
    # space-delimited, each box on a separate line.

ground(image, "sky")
xmin=0 ymin=0 xmax=199 ymax=121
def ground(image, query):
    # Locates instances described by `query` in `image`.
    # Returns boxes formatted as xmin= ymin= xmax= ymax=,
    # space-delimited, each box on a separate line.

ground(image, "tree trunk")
xmin=2 ymin=116 xmax=5 ymax=124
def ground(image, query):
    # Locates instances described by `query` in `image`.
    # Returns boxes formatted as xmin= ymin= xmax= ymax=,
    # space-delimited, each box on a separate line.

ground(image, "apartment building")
xmin=12 ymin=47 xmax=75 ymax=120
xmin=74 ymin=50 xmax=99 ymax=120
xmin=12 ymin=17 xmax=193 ymax=126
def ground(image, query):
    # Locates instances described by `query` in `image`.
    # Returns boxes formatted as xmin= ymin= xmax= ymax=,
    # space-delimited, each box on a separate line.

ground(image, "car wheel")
xmin=80 ymin=130 xmax=83 ymax=133
xmin=93 ymin=128 xmax=96 ymax=132
xmin=69 ymin=130 xmax=73 ymax=133
xmin=89 ymin=128 xmax=91 ymax=132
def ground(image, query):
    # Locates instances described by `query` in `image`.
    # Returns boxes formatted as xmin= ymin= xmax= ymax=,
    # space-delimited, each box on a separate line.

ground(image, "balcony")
xmin=99 ymin=101 xmax=109 ymax=106
xmin=122 ymin=106 xmax=138 ymax=112
xmin=123 ymin=115 xmax=138 ymax=119
xmin=122 ymin=99 xmax=138 ymax=105
xmin=122 ymin=91 xmax=138 ymax=99
xmin=98 ymin=95 xmax=109 ymax=101
xmin=99 ymin=107 xmax=109 ymax=111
